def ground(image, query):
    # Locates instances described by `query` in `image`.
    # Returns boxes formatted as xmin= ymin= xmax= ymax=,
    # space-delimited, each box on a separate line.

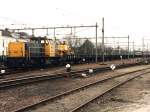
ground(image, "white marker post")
xmin=120 ymin=55 xmax=123 ymax=64
xmin=83 ymin=58 xmax=85 ymax=62
xmin=0 ymin=69 xmax=5 ymax=78
xmin=89 ymin=69 xmax=93 ymax=74
xmin=66 ymin=64 xmax=71 ymax=72
xmin=110 ymin=64 xmax=116 ymax=71
xmin=1 ymin=69 xmax=5 ymax=74
xmin=81 ymin=73 xmax=87 ymax=78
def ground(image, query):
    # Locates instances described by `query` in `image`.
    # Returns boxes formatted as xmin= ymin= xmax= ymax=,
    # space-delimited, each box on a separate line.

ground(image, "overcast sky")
xmin=0 ymin=0 xmax=150 ymax=46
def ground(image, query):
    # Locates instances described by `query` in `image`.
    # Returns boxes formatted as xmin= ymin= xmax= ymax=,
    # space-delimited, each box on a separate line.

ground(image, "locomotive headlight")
xmin=82 ymin=58 xmax=85 ymax=62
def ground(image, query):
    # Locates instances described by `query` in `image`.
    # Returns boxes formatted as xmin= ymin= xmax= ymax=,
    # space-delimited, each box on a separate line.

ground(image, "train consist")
xmin=5 ymin=37 xmax=73 ymax=68
xmin=0 ymin=28 xmax=142 ymax=68
xmin=4 ymin=36 xmax=143 ymax=68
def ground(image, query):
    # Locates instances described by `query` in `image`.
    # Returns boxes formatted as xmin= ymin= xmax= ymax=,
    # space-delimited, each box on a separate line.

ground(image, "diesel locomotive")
xmin=6 ymin=37 xmax=72 ymax=68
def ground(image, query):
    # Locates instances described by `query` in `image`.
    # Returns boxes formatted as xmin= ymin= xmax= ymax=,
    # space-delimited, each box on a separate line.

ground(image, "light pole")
xmin=102 ymin=17 xmax=105 ymax=63
xmin=95 ymin=23 xmax=98 ymax=63
xmin=128 ymin=35 xmax=130 ymax=59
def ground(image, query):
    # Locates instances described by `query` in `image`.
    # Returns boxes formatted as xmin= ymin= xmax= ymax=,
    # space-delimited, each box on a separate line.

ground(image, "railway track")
xmin=0 ymin=64 xmax=68 ymax=77
xmin=0 ymin=62 xmax=139 ymax=89
xmin=0 ymin=67 xmax=37 ymax=76
xmin=14 ymin=66 xmax=150 ymax=112
xmin=0 ymin=58 xmax=140 ymax=77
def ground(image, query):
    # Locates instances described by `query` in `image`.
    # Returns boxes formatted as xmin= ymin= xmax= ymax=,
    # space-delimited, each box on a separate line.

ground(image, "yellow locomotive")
xmin=57 ymin=41 xmax=72 ymax=56
xmin=6 ymin=37 xmax=72 ymax=67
